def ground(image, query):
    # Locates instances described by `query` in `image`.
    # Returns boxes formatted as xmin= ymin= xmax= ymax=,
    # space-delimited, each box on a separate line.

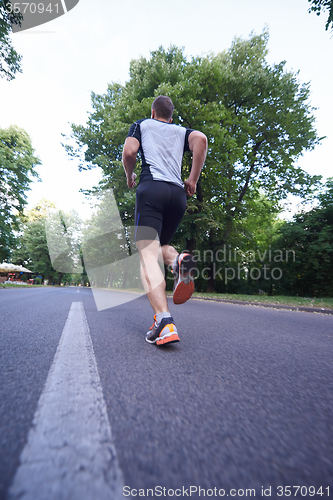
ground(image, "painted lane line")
xmin=9 ymin=301 xmax=124 ymax=500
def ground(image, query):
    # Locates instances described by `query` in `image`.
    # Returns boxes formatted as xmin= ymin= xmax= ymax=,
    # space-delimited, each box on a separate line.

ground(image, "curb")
xmin=190 ymin=296 xmax=333 ymax=315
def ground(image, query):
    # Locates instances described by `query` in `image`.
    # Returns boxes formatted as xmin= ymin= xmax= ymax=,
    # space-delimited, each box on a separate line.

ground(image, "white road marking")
xmin=9 ymin=301 xmax=125 ymax=500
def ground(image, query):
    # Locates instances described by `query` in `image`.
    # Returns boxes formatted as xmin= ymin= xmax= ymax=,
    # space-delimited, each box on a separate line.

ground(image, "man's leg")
xmin=161 ymin=244 xmax=178 ymax=267
xmin=161 ymin=245 xmax=197 ymax=305
xmin=136 ymin=239 xmax=169 ymax=314
xmin=136 ymin=239 xmax=180 ymax=345
xmin=138 ymin=243 xmax=195 ymax=306
xmin=134 ymin=182 xmax=192 ymax=344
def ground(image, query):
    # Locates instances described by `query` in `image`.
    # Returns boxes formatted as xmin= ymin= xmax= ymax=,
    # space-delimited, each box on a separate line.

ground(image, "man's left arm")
xmin=122 ymin=137 xmax=140 ymax=188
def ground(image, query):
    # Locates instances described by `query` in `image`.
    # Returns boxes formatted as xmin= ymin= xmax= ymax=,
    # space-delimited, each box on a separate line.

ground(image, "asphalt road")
xmin=0 ymin=287 xmax=332 ymax=500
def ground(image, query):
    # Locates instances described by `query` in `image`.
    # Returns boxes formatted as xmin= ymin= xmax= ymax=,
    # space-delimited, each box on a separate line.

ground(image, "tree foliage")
xmin=0 ymin=125 xmax=40 ymax=261
xmin=0 ymin=0 xmax=22 ymax=80
xmin=12 ymin=200 xmax=83 ymax=285
xmin=64 ymin=31 xmax=322 ymax=292
xmin=273 ymin=178 xmax=333 ymax=296
xmin=308 ymin=0 xmax=333 ymax=30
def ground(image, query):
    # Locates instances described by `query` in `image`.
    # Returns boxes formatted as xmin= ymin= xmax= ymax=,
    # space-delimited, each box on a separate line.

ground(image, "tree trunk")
xmin=122 ymin=268 xmax=128 ymax=289
xmin=206 ymin=230 xmax=218 ymax=293
xmin=185 ymin=237 xmax=197 ymax=254
xmin=206 ymin=262 xmax=215 ymax=293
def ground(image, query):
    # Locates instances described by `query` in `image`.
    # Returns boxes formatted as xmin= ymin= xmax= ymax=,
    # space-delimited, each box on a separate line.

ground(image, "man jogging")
xmin=122 ymin=95 xmax=207 ymax=346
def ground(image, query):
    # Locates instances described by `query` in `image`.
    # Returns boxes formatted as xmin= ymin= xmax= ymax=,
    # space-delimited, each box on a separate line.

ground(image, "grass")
xmin=189 ymin=292 xmax=333 ymax=310
xmin=0 ymin=283 xmax=43 ymax=288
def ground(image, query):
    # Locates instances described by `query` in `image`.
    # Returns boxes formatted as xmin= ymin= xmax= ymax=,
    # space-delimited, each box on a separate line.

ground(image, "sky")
xmin=1 ymin=0 xmax=332 ymax=219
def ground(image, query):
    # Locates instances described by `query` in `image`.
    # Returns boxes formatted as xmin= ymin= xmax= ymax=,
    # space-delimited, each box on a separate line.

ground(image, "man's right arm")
xmin=184 ymin=131 xmax=208 ymax=196
xmin=122 ymin=137 xmax=140 ymax=188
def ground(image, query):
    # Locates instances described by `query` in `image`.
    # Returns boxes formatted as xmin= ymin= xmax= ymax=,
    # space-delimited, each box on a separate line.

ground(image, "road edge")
xmin=189 ymin=295 xmax=333 ymax=315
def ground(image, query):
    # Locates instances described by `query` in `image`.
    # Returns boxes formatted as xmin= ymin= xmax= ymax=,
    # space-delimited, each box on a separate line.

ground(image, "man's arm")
xmin=184 ymin=130 xmax=208 ymax=196
xmin=122 ymin=136 xmax=140 ymax=188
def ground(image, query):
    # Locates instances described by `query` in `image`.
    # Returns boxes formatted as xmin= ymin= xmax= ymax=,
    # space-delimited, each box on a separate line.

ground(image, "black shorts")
xmin=135 ymin=180 xmax=187 ymax=246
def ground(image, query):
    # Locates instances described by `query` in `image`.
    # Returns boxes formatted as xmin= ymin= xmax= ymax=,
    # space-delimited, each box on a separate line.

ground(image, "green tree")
xmin=167 ymin=192 xmax=284 ymax=295
xmin=45 ymin=207 xmax=83 ymax=276
xmin=0 ymin=0 xmax=22 ymax=80
xmin=64 ymin=31 xmax=322 ymax=292
xmin=308 ymin=0 xmax=333 ymax=30
xmin=12 ymin=200 xmax=80 ymax=285
xmin=273 ymin=178 xmax=333 ymax=296
xmin=12 ymin=201 xmax=57 ymax=283
xmin=227 ymin=195 xmax=284 ymax=296
xmin=0 ymin=125 xmax=41 ymax=261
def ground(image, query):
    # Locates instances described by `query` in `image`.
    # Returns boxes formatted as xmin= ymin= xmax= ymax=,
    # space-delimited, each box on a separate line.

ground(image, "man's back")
xmin=128 ymin=118 xmax=192 ymax=187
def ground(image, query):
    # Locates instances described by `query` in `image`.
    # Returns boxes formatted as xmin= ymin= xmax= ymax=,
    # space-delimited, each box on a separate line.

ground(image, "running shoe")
xmin=145 ymin=315 xmax=180 ymax=345
xmin=172 ymin=253 xmax=196 ymax=304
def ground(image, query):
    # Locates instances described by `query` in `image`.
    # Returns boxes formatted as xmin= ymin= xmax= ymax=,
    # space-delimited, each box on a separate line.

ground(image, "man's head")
xmin=151 ymin=95 xmax=174 ymax=123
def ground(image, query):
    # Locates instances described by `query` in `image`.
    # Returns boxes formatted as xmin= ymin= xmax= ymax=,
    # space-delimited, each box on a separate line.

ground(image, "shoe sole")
xmin=173 ymin=280 xmax=194 ymax=304
xmin=156 ymin=333 xmax=180 ymax=345
xmin=145 ymin=333 xmax=180 ymax=345
xmin=173 ymin=255 xmax=196 ymax=305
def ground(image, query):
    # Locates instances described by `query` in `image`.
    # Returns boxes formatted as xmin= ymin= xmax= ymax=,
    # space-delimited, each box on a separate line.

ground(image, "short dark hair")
xmin=152 ymin=95 xmax=174 ymax=121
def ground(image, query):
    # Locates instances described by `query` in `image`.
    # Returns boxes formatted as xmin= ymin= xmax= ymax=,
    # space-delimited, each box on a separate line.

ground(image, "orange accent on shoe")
xmin=150 ymin=315 xmax=157 ymax=330
xmin=156 ymin=333 xmax=180 ymax=345
xmin=159 ymin=323 xmax=174 ymax=336
xmin=179 ymin=254 xmax=186 ymax=265
xmin=173 ymin=281 xmax=194 ymax=305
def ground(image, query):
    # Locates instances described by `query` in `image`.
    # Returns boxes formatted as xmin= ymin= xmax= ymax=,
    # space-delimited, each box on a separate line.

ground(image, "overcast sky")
xmin=1 ymin=0 xmax=332 ymax=219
